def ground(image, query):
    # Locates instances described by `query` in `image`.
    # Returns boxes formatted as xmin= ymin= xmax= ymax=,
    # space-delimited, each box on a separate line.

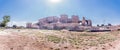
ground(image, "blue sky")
xmin=0 ymin=0 xmax=120 ymax=26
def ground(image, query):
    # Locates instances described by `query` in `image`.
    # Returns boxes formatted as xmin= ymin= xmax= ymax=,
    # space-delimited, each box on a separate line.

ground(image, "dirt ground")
xmin=0 ymin=29 xmax=47 ymax=50
xmin=0 ymin=29 xmax=120 ymax=50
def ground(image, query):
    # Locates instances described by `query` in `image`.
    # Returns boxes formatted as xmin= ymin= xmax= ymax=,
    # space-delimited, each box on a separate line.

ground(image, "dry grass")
xmin=1 ymin=29 xmax=120 ymax=50
xmin=27 ymin=29 xmax=119 ymax=49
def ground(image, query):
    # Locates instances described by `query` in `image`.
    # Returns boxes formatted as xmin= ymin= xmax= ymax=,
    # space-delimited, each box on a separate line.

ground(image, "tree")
xmin=0 ymin=15 xmax=10 ymax=27
xmin=97 ymin=24 xmax=100 ymax=27
xmin=108 ymin=23 xmax=112 ymax=26
xmin=13 ymin=25 xmax=17 ymax=28
xmin=101 ymin=24 xmax=104 ymax=27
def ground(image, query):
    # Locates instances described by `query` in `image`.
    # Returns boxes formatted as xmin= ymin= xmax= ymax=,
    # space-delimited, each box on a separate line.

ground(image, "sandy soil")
xmin=0 ymin=30 xmax=43 ymax=50
xmin=0 ymin=29 xmax=120 ymax=50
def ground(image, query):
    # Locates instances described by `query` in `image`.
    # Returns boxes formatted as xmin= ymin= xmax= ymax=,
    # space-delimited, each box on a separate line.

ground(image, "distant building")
xmin=26 ymin=14 xmax=93 ymax=30
xmin=32 ymin=24 xmax=39 ymax=29
xmin=26 ymin=23 xmax=32 ymax=28
xmin=46 ymin=16 xmax=59 ymax=23
xmin=71 ymin=15 xmax=79 ymax=23
xmin=81 ymin=17 xmax=92 ymax=26
xmin=59 ymin=14 xmax=68 ymax=23
xmin=82 ymin=17 xmax=87 ymax=26
xmin=87 ymin=20 xmax=92 ymax=26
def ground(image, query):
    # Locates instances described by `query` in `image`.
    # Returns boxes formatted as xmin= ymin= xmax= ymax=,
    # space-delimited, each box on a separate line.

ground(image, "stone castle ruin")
xmin=26 ymin=14 xmax=92 ymax=30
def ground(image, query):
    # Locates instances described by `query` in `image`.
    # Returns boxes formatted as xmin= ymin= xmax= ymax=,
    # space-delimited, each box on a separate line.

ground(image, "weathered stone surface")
xmin=26 ymin=15 xmax=92 ymax=30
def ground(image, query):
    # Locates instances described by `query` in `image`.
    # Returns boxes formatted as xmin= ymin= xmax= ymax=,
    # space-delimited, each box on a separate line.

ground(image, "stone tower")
xmin=82 ymin=17 xmax=86 ymax=26
xmin=71 ymin=15 xmax=79 ymax=23
xmin=59 ymin=14 xmax=68 ymax=23
xmin=87 ymin=20 xmax=92 ymax=26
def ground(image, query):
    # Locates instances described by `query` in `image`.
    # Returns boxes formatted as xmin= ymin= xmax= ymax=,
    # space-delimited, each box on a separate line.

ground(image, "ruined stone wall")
xmin=71 ymin=15 xmax=79 ymax=23
xmin=59 ymin=14 xmax=68 ymax=23
xmin=26 ymin=15 xmax=92 ymax=30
